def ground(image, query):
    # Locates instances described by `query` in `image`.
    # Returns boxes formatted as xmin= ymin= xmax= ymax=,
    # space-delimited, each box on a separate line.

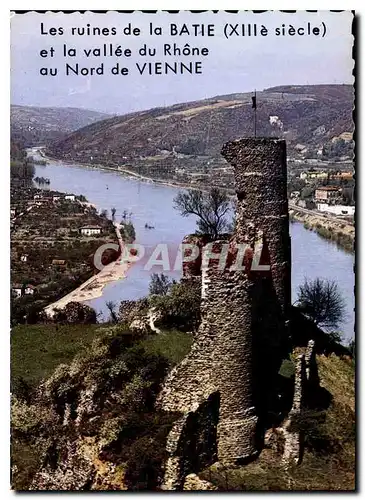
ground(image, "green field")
xmin=11 ymin=324 xmax=102 ymax=387
xmin=11 ymin=324 xmax=193 ymax=390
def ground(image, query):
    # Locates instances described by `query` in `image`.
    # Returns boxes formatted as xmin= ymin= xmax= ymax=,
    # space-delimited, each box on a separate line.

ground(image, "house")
xmin=315 ymin=186 xmax=341 ymax=203
xmin=52 ymin=259 xmax=66 ymax=266
xmin=65 ymin=194 xmax=76 ymax=201
xmin=24 ymin=284 xmax=36 ymax=295
xmin=330 ymin=172 xmax=353 ymax=181
xmin=79 ymin=225 xmax=102 ymax=236
xmin=20 ymin=254 xmax=28 ymax=263
xmin=53 ymin=195 xmax=62 ymax=202
xmin=317 ymin=204 xmax=355 ymax=216
xmin=10 ymin=206 xmax=17 ymax=218
xmin=35 ymin=198 xmax=52 ymax=206
xmin=300 ymin=171 xmax=327 ymax=181
xmin=12 ymin=284 xmax=22 ymax=298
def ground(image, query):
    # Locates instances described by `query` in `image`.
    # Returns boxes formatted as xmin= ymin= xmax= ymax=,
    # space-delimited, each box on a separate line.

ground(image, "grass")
xmin=11 ymin=324 xmax=102 ymax=388
xmin=11 ymin=324 xmax=193 ymax=390
xmin=139 ymin=329 xmax=193 ymax=365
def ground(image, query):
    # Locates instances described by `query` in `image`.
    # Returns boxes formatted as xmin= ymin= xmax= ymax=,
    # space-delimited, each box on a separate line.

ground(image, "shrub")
xmin=52 ymin=301 xmax=97 ymax=324
xmin=149 ymin=279 xmax=201 ymax=331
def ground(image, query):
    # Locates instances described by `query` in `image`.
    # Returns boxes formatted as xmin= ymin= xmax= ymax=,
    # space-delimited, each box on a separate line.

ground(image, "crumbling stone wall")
xmin=157 ymin=138 xmax=291 ymax=488
xmin=162 ymin=392 xmax=220 ymax=490
xmin=282 ymin=339 xmax=318 ymax=466
xmin=181 ymin=234 xmax=210 ymax=281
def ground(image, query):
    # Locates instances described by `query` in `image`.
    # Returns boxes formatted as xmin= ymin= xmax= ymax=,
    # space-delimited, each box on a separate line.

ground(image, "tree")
xmin=173 ymin=188 xmax=231 ymax=240
xmin=296 ymin=278 xmax=346 ymax=331
xmin=149 ymin=273 xmax=175 ymax=296
xmin=106 ymin=300 xmax=118 ymax=323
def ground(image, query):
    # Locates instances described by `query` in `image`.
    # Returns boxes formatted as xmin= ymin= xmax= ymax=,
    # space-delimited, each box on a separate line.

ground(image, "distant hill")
xmin=11 ymin=105 xmax=111 ymax=146
xmin=49 ymin=85 xmax=354 ymax=167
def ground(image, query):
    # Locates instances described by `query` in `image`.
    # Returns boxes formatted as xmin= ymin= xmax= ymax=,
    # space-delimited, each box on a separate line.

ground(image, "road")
xmin=288 ymin=202 xmax=353 ymax=224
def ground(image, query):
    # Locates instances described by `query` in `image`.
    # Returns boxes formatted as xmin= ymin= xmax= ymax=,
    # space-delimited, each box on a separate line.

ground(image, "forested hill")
xmin=48 ymin=84 xmax=354 ymax=165
xmin=11 ymin=105 xmax=111 ymax=146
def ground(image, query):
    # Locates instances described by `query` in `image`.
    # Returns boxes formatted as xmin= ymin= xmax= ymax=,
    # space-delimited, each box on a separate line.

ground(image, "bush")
xmin=149 ymin=273 xmax=175 ymax=296
xmin=52 ymin=302 xmax=97 ymax=324
xmin=149 ymin=279 xmax=201 ymax=331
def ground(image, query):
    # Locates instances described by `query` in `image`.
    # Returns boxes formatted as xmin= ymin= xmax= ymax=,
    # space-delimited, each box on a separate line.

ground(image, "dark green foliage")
xmin=150 ymin=279 xmax=201 ymax=331
xmin=120 ymin=221 xmax=136 ymax=242
xmin=149 ymin=273 xmax=175 ymax=296
xmin=52 ymin=302 xmax=97 ymax=325
xmin=296 ymin=278 xmax=346 ymax=331
xmin=322 ymin=138 xmax=354 ymax=160
xmin=314 ymin=223 xmax=354 ymax=253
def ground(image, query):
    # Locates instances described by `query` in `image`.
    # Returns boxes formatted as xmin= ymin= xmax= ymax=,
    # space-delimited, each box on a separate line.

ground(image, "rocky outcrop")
xmin=183 ymin=473 xmax=218 ymax=490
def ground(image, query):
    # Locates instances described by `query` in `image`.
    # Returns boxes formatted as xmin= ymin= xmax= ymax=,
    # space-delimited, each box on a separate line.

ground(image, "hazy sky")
xmin=11 ymin=11 xmax=354 ymax=115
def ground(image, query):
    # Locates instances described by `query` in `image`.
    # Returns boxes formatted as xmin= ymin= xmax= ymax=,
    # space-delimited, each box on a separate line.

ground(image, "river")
xmin=33 ymin=154 xmax=355 ymax=342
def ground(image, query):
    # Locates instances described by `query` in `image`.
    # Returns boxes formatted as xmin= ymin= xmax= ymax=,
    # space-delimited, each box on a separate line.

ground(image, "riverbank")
xmin=289 ymin=209 xmax=354 ymax=253
xmin=41 ymin=148 xmax=235 ymax=195
xmin=44 ymin=223 xmax=130 ymax=316
xmin=45 ymin=150 xmax=355 ymax=254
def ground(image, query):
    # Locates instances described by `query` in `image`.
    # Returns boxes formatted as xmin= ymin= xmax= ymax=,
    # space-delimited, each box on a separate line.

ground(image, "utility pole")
xmin=252 ymin=90 xmax=257 ymax=137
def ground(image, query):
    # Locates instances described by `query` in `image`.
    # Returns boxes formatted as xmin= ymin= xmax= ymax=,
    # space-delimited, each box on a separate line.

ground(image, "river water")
xmin=34 ymin=155 xmax=355 ymax=342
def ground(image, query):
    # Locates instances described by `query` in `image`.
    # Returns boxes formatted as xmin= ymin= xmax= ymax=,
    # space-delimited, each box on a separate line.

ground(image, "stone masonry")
xmin=282 ymin=340 xmax=318 ymax=466
xmin=157 ymin=138 xmax=291 ymax=488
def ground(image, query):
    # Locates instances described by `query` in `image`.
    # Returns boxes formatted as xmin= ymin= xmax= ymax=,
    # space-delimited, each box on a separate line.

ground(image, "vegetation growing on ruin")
xmin=199 ymin=354 xmax=355 ymax=491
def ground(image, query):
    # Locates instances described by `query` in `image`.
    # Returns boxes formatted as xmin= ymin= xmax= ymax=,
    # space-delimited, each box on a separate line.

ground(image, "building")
xmin=330 ymin=172 xmax=353 ymax=181
xmin=65 ymin=194 xmax=76 ymax=201
xmin=315 ymin=186 xmax=341 ymax=203
xmin=24 ymin=284 xmax=36 ymax=295
xmin=53 ymin=195 xmax=62 ymax=202
xmin=79 ymin=225 xmax=102 ymax=236
xmin=12 ymin=285 xmax=22 ymax=298
xmin=300 ymin=171 xmax=327 ymax=181
xmin=10 ymin=206 xmax=17 ymax=218
xmin=20 ymin=254 xmax=28 ymax=263
xmin=317 ymin=203 xmax=355 ymax=216
xmin=52 ymin=259 xmax=66 ymax=266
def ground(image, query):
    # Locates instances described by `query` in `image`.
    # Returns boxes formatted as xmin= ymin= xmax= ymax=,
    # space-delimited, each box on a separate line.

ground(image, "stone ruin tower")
xmin=157 ymin=138 xmax=291 ymax=489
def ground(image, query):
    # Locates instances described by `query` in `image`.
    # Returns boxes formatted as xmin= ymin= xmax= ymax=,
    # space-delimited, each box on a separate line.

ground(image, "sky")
xmin=11 ymin=11 xmax=354 ymax=115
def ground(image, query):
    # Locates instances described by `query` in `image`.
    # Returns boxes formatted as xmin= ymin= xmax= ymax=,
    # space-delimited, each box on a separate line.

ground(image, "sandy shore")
xmin=44 ymin=223 xmax=130 ymax=316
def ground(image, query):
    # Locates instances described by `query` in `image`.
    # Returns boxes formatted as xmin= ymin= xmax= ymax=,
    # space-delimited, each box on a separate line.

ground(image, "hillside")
xmin=49 ymin=85 xmax=354 ymax=171
xmin=11 ymin=322 xmax=354 ymax=491
xmin=11 ymin=105 xmax=111 ymax=146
